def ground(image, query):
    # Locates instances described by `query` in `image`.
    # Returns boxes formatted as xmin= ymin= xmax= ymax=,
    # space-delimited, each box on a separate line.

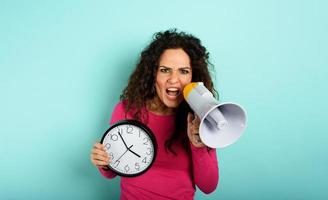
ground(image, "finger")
xmin=194 ymin=115 xmax=201 ymax=124
xmin=189 ymin=125 xmax=199 ymax=136
xmin=91 ymin=152 xmax=109 ymax=162
xmin=192 ymin=131 xmax=201 ymax=143
xmin=187 ymin=112 xmax=193 ymax=124
xmin=91 ymin=155 xmax=110 ymax=167
xmin=94 ymin=160 xmax=110 ymax=167
xmin=192 ymin=136 xmax=205 ymax=148
xmin=194 ymin=134 xmax=201 ymax=142
xmin=92 ymin=155 xmax=109 ymax=165
xmin=191 ymin=114 xmax=201 ymax=128
xmin=91 ymin=152 xmax=108 ymax=161
xmin=92 ymin=154 xmax=110 ymax=162
xmin=92 ymin=148 xmax=108 ymax=157
xmin=94 ymin=142 xmax=105 ymax=150
xmin=187 ymin=112 xmax=194 ymax=131
xmin=92 ymin=152 xmax=109 ymax=160
xmin=187 ymin=113 xmax=194 ymax=138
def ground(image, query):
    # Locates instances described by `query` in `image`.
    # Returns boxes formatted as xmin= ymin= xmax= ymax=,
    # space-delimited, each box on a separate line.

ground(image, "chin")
xmin=163 ymin=99 xmax=182 ymax=108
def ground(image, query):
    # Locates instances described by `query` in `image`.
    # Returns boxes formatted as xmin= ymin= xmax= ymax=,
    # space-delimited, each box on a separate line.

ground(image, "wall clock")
xmin=101 ymin=120 xmax=157 ymax=177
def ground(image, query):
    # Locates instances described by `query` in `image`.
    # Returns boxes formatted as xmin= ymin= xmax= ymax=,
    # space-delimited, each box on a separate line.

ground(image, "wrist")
xmin=101 ymin=166 xmax=110 ymax=171
xmin=189 ymin=140 xmax=206 ymax=148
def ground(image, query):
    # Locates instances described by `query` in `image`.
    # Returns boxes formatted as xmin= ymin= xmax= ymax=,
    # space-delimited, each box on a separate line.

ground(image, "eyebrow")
xmin=159 ymin=65 xmax=191 ymax=69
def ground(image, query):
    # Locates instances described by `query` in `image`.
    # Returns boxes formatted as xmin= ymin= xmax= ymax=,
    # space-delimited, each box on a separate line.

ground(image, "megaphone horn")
xmin=183 ymin=82 xmax=247 ymax=148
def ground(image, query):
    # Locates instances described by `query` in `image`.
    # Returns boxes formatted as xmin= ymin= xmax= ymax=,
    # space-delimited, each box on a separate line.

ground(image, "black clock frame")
xmin=100 ymin=120 xmax=157 ymax=177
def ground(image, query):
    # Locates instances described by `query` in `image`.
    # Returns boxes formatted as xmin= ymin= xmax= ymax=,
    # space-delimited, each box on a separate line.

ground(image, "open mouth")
xmin=166 ymin=87 xmax=180 ymax=97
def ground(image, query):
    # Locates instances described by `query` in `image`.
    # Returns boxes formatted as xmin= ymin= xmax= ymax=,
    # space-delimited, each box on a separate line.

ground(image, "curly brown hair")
xmin=120 ymin=29 xmax=217 ymax=154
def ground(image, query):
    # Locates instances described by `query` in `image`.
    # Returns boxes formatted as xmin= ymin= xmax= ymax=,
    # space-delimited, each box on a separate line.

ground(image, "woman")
xmin=90 ymin=29 xmax=219 ymax=199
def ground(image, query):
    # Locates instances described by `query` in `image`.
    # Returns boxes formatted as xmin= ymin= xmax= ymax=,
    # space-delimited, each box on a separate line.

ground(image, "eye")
xmin=159 ymin=68 xmax=170 ymax=73
xmin=180 ymin=69 xmax=190 ymax=74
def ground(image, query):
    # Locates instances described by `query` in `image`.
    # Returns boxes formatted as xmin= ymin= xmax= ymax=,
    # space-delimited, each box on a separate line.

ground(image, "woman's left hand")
xmin=187 ymin=112 xmax=206 ymax=148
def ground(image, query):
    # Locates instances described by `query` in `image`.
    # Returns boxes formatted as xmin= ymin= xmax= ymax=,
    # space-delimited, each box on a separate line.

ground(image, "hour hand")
xmin=128 ymin=146 xmax=141 ymax=158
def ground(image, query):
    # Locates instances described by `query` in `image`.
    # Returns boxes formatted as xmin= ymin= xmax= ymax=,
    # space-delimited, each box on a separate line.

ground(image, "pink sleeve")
xmin=98 ymin=167 xmax=117 ymax=179
xmin=98 ymin=101 xmax=127 ymax=179
xmin=190 ymin=143 xmax=219 ymax=194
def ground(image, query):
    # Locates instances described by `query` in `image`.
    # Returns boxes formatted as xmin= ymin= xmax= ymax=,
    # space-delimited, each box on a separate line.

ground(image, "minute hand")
xmin=118 ymin=130 xmax=129 ymax=149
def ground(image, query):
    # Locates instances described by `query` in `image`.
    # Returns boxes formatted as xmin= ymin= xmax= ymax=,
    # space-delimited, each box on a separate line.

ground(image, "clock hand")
xmin=118 ymin=129 xmax=129 ymax=149
xmin=128 ymin=147 xmax=141 ymax=158
xmin=116 ymin=145 xmax=133 ymax=162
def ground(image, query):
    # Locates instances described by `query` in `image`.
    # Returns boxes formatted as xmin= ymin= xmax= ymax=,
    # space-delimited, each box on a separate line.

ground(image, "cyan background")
xmin=1 ymin=0 xmax=327 ymax=199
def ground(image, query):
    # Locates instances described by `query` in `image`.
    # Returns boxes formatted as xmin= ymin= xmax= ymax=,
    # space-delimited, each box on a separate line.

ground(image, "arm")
xmin=186 ymin=113 xmax=219 ymax=193
xmin=190 ymin=144 xmax=219 ymax=194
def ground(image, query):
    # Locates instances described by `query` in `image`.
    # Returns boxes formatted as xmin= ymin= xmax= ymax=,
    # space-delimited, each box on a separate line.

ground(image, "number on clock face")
xmin=101 ymin=120 xmax=156 ymax=177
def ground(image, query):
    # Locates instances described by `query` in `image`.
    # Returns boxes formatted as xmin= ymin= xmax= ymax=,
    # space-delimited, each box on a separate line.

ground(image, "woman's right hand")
xmin=90 ymin=142 xmax=111 ymax=169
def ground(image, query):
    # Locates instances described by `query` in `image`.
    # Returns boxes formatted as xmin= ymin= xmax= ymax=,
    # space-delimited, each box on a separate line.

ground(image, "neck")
xmin=147 ymin=97 xmax=175 ymax=116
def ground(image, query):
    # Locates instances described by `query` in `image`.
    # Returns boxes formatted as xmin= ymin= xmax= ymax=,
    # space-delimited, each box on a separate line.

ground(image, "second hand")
xmin=116 ymin=144 xmax=133 ymax=162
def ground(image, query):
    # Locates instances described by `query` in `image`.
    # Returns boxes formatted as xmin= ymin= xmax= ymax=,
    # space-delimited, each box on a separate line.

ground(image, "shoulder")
xmin=110 ymin=101 xmax=128 ymax=125
xmin=112 ymin=101 xmax=126 ymax=114
xmin=110 ymin=100 xmax=142 ymax=124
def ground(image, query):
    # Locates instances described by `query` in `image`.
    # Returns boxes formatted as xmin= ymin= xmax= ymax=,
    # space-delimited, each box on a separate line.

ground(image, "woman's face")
xmin=154 ymin=48 xmax=192 ymax=113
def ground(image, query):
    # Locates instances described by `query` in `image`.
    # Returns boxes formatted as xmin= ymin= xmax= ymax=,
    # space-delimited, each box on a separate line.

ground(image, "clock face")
xmin=101 ymin=120 xmax=157 ymax=177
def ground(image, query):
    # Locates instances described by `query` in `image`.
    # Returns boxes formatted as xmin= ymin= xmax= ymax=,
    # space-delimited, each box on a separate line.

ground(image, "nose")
xmin=167 ymin=71 xmax=179 ymax=84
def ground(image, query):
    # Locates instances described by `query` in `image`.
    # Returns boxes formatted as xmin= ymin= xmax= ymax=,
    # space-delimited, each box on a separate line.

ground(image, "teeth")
xmin=167 ymin=88 xmax=179 ymax=92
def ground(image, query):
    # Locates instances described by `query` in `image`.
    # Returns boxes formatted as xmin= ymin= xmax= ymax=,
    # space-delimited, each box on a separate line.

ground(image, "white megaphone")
xmin=183 ymin=82 xmax=247 ymax=148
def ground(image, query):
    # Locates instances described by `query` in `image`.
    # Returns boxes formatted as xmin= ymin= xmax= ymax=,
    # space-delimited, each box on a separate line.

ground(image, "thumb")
xmin=187 ymin=112 xmax=193 ymax=124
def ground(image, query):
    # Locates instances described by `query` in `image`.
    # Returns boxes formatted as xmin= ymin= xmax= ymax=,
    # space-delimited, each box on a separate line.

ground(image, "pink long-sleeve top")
xmin=99 ymin=102 xmax=219 ymax=199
